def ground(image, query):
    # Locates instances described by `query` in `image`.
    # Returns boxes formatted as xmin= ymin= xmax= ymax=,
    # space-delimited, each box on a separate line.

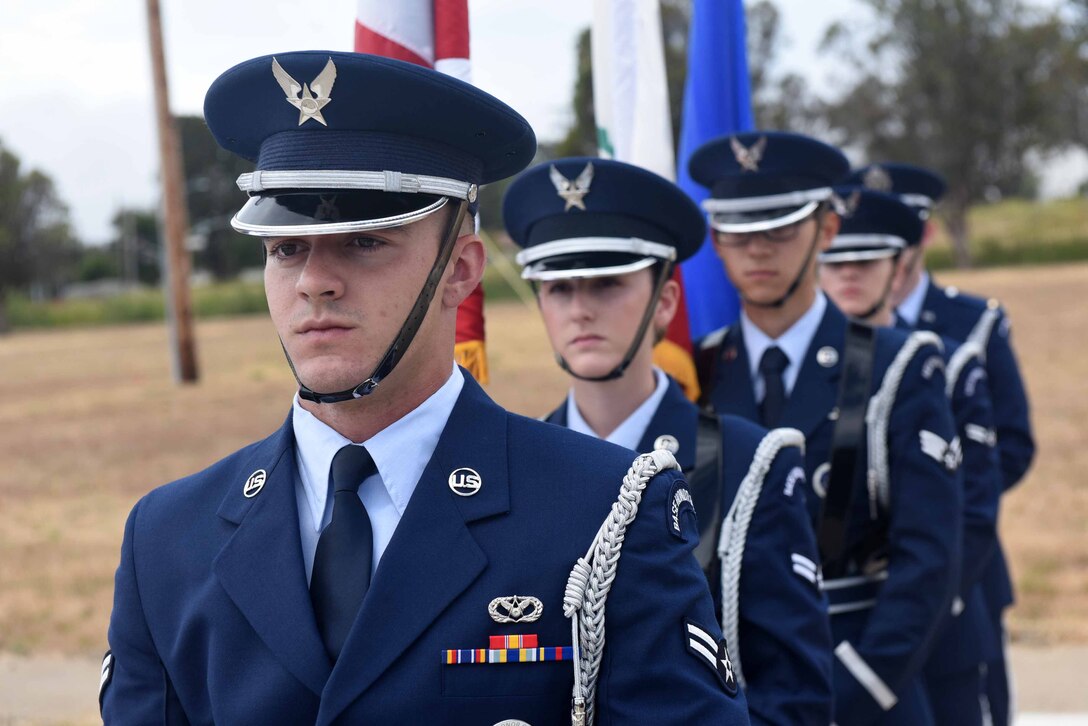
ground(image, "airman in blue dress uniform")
xmin=101 ymin=51 xmax=750 ymax=725
xmin=503 ymin=157 xmax=833 ymax=726
xmin=850 ymin=163 xmax=1035 ymax=726
xmin=690 ymin=132 xmax=963 ymax=725
xmin=818 ymin=188 xmax=1003 ymax=725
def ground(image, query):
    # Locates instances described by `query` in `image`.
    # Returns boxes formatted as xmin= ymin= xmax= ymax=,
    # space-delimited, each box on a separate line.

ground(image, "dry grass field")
xmin=0 ymin=262 xmax=1085 ymax=661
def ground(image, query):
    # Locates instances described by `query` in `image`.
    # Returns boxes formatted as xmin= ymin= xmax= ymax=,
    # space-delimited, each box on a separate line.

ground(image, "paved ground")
xmin=1 ymin=645 xmax=1085 ymax=724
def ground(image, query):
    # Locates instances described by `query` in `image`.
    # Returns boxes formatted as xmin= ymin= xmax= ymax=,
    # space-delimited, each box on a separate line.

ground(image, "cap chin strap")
xmin=286 ymin=199 xmax=469 ymax=404
xmin=556 ymin=261 xmax=674 ymax=382
xmin=742 ymin=213 xmax=823 ymax=310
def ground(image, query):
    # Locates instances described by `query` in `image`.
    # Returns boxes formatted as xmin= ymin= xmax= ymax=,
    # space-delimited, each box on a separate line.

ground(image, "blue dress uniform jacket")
xmin=912 ymin=280 xmax=1034 ymax=726
xmin=547 ymin=378 xmax=834 ymax=726
xmin=702 ymin=302 xmax=962 ymax=726
xmin=918 ymin=334 xmax=1003 ymax=725
xmin=103 ymin=374 xmax=749 ymax=725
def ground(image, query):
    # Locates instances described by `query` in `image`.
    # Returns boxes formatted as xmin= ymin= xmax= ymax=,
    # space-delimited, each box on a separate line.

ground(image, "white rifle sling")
xmin=563 ymin=450 xmax=680 ymax=726
xmin=717 ymin=427 xmax=805 ymax=687
xmin=865 ymin=331 xmax=944 ymax=510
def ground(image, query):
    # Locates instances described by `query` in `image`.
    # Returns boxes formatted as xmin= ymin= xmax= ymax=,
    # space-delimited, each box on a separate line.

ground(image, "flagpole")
xmin=146 ymin=0 xmax=199 ymax=384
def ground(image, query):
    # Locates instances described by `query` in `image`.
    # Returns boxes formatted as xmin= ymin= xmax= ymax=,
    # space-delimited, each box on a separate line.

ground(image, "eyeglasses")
xmin=713 ymin=214 xmax=816 ymax=249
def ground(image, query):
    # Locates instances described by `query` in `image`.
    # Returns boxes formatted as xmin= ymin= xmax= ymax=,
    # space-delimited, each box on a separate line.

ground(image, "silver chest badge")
xmin=816 ymin=346 xmax=839 ymax=367
xmin=272 ymin=57 xmax=337 ymax=127
xmin=549 ymin=162 xmax=594 ymax=211
xmin=488 ymin=595 xmax=543 ymax=624
xmin=243 ymin=469 xmax=267 ymax=498
xmin=448 ymin=467 xmax=482 ymax=496
xmin=730 ymin=135 xmax=767 ymax=172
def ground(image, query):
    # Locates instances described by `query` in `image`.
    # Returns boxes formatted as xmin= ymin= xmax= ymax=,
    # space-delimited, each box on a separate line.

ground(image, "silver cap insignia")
xmin=549 ymin=162 xmax=594 ymax=211
xmin=830 ymin=190 xmax=861 ymax=218
xmin=272 ymin=57 xmax=337 ymax=127
xmin=862 ymin=165 xmax=893 ymax=192
xmin=243 ymin=469 xmax=267 ymax=498
xmin=488 ymin=595 xmax=543 ymax=624
xmin=730 ymin=135 xmax=767 ymax=172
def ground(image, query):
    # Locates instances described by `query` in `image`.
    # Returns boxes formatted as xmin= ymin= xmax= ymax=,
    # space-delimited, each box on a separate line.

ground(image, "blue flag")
xmin=677 ymin=0 xmax=754 ymax=340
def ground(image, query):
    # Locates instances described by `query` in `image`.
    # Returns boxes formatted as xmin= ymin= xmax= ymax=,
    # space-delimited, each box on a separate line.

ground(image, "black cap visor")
xmin=232 ymin=189 xmax=447 ymax=237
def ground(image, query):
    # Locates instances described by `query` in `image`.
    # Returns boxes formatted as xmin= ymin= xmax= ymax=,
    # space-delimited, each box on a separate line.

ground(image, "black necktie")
xmin=759 ymin=346 xmax=789 ymax=428
xmin=310 ymin=444 xmax=377 ymax=662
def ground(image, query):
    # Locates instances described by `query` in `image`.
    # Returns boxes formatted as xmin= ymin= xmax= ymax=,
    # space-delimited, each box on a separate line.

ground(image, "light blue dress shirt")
xmin=895 ymin=271 xmax=931 ymax=327
xmin=565 ymin=367 xmax=670 ymax=451
xmin=740 ymin=291 xmax=827 ymax=402
xmin=291 ymin=365 xmax=465 ymax=583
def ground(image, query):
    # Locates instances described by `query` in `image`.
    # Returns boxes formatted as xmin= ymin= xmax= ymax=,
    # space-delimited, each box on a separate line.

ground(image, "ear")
xmin=654 ymin=275 xmax=681 ymax=332
xmin=817 ymin=211 xmax=841 ymax=252
xmin=442 ymin=233 xmax=486 ymax=309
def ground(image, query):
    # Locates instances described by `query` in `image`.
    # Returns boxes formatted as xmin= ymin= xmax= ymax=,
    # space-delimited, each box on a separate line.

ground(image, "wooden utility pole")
xmin=146 ymin=0 xmax=199 ymax=383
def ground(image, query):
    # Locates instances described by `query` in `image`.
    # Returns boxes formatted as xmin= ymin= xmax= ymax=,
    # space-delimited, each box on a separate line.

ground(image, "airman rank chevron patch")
xmin=443 ymin=647 xmax=573 ymax=665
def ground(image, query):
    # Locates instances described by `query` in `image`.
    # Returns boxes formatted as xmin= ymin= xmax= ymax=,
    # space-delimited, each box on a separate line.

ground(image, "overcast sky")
xmin=5 ymin=0 xmax=1064 ymax=245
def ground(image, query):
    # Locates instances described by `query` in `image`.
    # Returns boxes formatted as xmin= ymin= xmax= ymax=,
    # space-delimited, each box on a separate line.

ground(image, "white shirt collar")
xmin=896 ymin=271 xmax=930 ymax=327
xmin=740 ymin=292 xmax=827 ymax=399
xmin=566 ymin=367 xmax=670 ymax=451
xmin=291 ymin=365 xmax=465 ymax=534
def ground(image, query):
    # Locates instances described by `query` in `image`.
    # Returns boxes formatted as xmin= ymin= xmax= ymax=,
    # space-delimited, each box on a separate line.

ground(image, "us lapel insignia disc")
xmin=816 ymin=346 xmax=839 ymax=368
xmin=494 ymin=721 xmax=532 ymax=726
xmin=488 ymin=595 xmax=543 ymax=624
xmin=243 ymin=469 xmax=267 ymax=498
xmin=921 ymin=310 xmax=937 ymax=324
xmin=448 ymin=467 xmax=482 ymax=497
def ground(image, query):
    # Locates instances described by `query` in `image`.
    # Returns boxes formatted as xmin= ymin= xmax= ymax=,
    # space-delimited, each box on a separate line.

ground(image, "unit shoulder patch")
xmin=783 ymin=465 xmax=805 ymax=498
xmin=667 ymin=478 xmax=697 ymax=540
xmin=684 ymin=620 xmax=738 ymax=696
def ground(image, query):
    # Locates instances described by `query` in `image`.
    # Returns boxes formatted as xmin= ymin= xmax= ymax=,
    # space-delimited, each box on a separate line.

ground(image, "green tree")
xmin=109 ymin=208 xmax=161 ymax=285
xmin=176 ymin=116 xmax=261 ymax=279
xmin=0 ymin=139 xmax=79 ymax=332
xmin=820 ymin=0 xmax=1088 ymax=266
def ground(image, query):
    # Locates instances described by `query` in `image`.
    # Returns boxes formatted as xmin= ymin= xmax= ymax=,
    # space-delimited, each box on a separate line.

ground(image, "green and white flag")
xmin=591 ymin=0 xmax=675 ymax=180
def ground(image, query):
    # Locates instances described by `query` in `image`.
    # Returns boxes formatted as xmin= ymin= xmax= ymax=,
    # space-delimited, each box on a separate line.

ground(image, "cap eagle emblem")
xmin=831 ymin=189 xmax=862 ymax=217
xmin=862 ymin=165 xmax=893 ymax=192
xmin=549 ymin=162 xmax=594 ymax=211
xmin=730 ymin=135 xmax=767 ymax=172
xmin=271 ymin=57 xmax=337 ymax=127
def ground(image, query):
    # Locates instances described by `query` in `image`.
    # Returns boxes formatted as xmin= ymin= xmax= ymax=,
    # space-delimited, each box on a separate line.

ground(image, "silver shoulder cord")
xmin=563 ymin=449 xmax=680 ymax=726
xmin=967 ymin=306 xmax=1001 ymax=363
xmin=865 ymin=330 xmax=944 ymax=511
xmin=717 ymin=427 xmax=805 ymax=686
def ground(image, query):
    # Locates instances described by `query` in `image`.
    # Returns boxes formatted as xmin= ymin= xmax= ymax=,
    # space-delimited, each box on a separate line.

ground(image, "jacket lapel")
xmin=638 ymin=377 xmax=696 ymax=470
xmin=213 ymin=414 xmax=331 ymax=696
xmin=317 ymin=375 xmax=507 ymax=723
xmin=919 ymin=277 xmax=943 ymax=332
xmin=713 ymin=327 xmax=760 ymax=423
xmin=780 ymin=303 xmax=845 ymax=437
xmin=544 ymin=399 xmax=567 ymax=426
